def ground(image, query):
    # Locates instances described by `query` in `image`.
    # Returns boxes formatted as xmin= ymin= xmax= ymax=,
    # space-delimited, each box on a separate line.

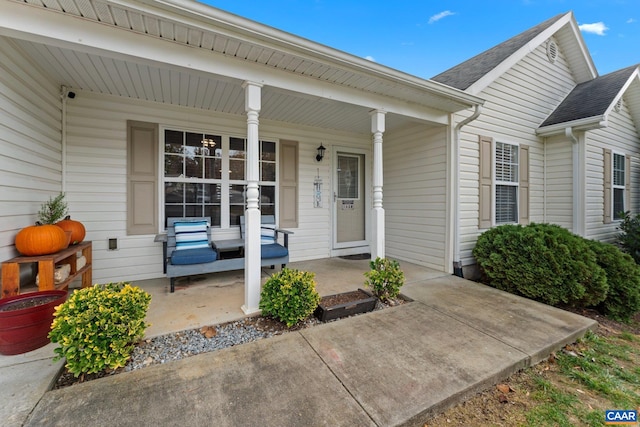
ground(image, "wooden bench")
xmin=159 ymin=216 xmax=292 ymax=292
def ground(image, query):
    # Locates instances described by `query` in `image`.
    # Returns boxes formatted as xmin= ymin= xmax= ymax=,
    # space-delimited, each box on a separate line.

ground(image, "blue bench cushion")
xmin=261 ymin=243 xmax=288 ymax=259
xmin=171 ymin=247 xmax=217 ymax=265
xmin=174 ymin=221 xmax=210 ymax=250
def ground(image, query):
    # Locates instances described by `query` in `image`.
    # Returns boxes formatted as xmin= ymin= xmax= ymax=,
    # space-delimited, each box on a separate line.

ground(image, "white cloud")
xmin=428 ymin=10 xmax=455 ymax=24
xmin=578 ymin=22 xmax=609 ymax=36
xmin=627 ymin=18 xmax=636 ymax=24
xmin=365 ymin=56 xmax=376 ymax=62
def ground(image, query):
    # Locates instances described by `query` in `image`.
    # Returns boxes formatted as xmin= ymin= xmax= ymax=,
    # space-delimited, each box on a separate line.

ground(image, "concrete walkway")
xmin=13 ymin=270 xmax=596 ymax=427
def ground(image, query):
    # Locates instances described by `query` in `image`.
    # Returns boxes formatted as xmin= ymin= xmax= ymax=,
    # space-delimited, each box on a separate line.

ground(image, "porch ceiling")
xmin=14 ymin=39 xmax=394 ymax=134
xmin=4 ymin=0 xmax=483 ymax=134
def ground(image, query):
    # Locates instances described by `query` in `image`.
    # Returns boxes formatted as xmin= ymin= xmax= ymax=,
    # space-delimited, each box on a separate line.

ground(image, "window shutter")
xmin=478 ymin=135 xmax=493 ymax=228
xmin=603 ymin=148 xmax=612 ymax=224
xmin=279 ymin=140 xmax=298 ymax=228
xmin=127 ymin=120 xmax=158 ymax=235
xmin=626 ymin=155 xmax=631 ymax=214
xmin=519 ymin=145 xmax=530 ymax=225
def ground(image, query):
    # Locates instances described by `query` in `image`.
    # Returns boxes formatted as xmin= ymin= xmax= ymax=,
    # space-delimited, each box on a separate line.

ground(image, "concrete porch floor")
xmin=138 ymin=257 xmax=445 ymax=338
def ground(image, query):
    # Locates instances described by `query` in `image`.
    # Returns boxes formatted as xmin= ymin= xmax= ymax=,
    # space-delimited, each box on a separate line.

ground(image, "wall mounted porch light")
xmin=316 ymin=143 xmax=326 ymax=162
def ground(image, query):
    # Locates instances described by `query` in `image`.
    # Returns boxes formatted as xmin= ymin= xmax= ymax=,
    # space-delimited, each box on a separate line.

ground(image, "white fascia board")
xmin=466 ymin=12 xmax=597 ymax=96
xmin=536 ymin=116 xmax=607 ymax=136
xmin=603 ymin=67 xmax=640 ymax=117
xmin=0 ymin=2 xmax=453 ymax=125
xmin=119 ymin=0 xmax=484 ymax=109
xmin=565 ymin=16 xmax=598 ymax=82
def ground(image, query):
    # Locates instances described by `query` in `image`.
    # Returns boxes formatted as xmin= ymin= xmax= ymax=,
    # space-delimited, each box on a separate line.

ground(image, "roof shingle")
xmin=540 ymin=65 xmax=638 ymax=127
xmin=431 ymin=13 xmax=566 ymax=90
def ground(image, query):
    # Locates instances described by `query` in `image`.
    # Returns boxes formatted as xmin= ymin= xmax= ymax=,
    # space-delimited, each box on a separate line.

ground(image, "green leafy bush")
xmin=49 ymin=282 xmax=151 ymax=377
xmin=617 ymin=211 xmax=640 ymax=264
xmin=588 ymin=240 xmax=640 ymax=322
xmin=364 ymin=257 xmax=405 ymax=302
xmin=259 ymin=268 xmax=320 ymax=327
xmin=473 ymin=223 xmax=607 ymax=307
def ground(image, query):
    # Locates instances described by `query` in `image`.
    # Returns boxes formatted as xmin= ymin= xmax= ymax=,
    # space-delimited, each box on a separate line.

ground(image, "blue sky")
xmin=200 ymin=1 xmax=639 ymax=79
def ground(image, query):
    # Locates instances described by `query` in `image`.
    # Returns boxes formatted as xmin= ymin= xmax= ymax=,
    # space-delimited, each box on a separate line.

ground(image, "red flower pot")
xmin=0 ymin=290 xmax=67 ymax=355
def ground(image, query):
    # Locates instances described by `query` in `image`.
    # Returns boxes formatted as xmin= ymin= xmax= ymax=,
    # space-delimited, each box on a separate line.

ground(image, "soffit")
xmin=10 ymin=0 xmax=481 ymax=130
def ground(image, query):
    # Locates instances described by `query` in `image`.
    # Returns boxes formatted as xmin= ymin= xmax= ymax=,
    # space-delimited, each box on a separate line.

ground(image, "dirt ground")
xmin=424 ymin=309 xmax=640 ymax=427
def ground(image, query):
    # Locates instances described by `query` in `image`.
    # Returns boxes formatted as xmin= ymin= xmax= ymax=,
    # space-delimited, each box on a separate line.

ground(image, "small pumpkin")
xmin=55 ymin=216 xmax=86 ymax=245
xmin=15 ymin=223 xmax=68 ymax=256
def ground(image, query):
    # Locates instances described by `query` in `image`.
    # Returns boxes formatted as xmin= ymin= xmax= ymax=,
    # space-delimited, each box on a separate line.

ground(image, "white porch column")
xmin=370 ymin=110 xmax=386 ymax=259
xmin=242 ymin=81 xmax=263 ymax=314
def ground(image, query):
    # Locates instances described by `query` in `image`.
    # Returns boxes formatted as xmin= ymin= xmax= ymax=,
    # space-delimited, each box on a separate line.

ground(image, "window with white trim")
xmin=163 ymin=129 xmax=276 ymax=228
xmin=613 ymin=152 xmax=626 ymax=220
xmin=495 ymin=142 xmax=519 ymax=224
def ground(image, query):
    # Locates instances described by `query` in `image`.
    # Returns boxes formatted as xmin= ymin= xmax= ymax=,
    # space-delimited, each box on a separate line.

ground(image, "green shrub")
xmin=617 ymin=211 xmax=640 ymax=264
xmin=473 ymin=223 xmax=608 ymax=307
xmin=259 ymin=268 xmax=320 ymax=327
xmin=49 ymin=282 xmax=151 ymax=377
xmin=588 ymin=240 xmax=640 ymax=322
xmin=364 ymin=257 xmax=405 ymax=302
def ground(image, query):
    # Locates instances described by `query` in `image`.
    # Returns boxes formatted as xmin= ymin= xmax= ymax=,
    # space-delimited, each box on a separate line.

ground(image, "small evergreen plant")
xmin=49 ymin=282 xmax=151 ymax=377
xmin=364 ymin=257 xmax=405 ymax=302
xmin=38 ymin=192 xmax=68 ymax=224
xmin=259 ymin=268 xmax=320 ymax=327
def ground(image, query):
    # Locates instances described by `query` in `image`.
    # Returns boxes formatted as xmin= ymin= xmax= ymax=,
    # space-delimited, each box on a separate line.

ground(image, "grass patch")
xmin=555 ymin=331 xmax=640 ymax=409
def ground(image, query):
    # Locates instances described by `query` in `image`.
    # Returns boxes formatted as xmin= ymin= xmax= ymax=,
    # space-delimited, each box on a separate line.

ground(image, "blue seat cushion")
xmin=261 ymin=243 xmax=288 ymax=259
xmin=171 ymin=247 xmax=217 ymax=265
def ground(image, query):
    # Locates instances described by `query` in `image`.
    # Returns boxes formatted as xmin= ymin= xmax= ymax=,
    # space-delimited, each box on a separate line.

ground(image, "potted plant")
xmin=14 ymin=193 xmax=71 ymax=256
xmin=0 ymin=290 xmax=67 ymax=355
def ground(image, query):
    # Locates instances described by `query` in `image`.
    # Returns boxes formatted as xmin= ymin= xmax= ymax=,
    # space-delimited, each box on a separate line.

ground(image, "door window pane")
xmin=337 ymin=155 xmax=359 ymax=199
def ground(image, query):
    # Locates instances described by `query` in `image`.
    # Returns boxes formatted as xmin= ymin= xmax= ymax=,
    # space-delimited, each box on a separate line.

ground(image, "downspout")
xmin=61 ymin=86 xmax=69 ymax=193
xmin=452 ymin=105 xmax=482 ymax=277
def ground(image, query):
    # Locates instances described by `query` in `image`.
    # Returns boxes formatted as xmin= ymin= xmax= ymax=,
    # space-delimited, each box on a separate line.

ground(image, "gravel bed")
xmin=125 ymin=319 xmax=279 ymax=371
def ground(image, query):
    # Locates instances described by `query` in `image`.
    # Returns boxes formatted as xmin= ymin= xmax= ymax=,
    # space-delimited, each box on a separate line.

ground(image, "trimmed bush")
xmin=259 ymin=268 xmax=320 ymax=327
xmin=364 ymin=257 xmax=405 ymax=302
xmin=588 ymin=240 xmax=640 ymax=322
xmin=473 ymin=223 xmax=608 ymax=307
xmin=49 ymin=282 xmax=151 ymax=377
xmin=617 ymin=211 xmax=640 ymax=264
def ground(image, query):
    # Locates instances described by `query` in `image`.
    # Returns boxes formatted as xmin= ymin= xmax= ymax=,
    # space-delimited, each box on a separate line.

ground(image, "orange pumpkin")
xmin=15 ymin=223 xmax=67 ymax=256
xmin=55 ymin=216 xmax=86 ymax=245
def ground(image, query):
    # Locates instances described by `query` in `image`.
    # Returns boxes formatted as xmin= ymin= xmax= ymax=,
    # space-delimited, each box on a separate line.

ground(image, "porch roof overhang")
xmin=1 ymin=0 xmax=484 ymax=133
xmin=536 ymin=116 xmax=608 ymax=137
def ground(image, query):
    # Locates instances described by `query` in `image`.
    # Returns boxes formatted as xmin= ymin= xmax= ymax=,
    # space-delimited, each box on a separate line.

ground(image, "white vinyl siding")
xmin=0 ymin=36 xmax=62 ymax=262
xmin=543 ymin=136 xmax=574 ymax=230
xmin=384 ymin=124 xmax=448 ymax=271
xmin=585 ymin=101 xmax=640 ymax=242
xmin=458 ymin=37 xmax=576 ymax=266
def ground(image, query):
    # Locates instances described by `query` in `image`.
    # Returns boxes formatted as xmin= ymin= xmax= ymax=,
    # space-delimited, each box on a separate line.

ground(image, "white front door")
xmin=333 ymin=150 xmax=367 ymax=250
